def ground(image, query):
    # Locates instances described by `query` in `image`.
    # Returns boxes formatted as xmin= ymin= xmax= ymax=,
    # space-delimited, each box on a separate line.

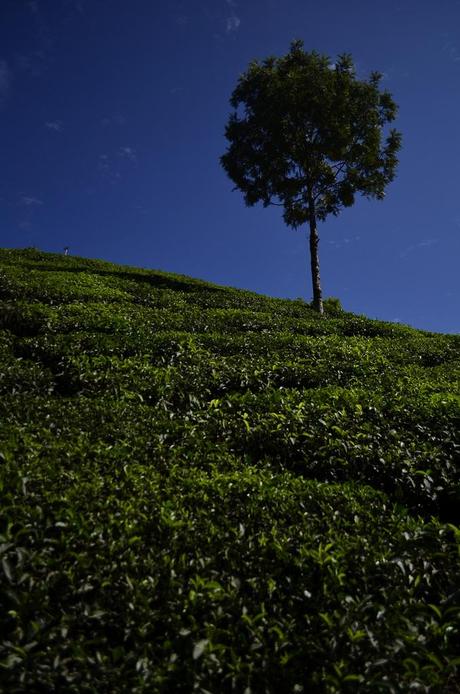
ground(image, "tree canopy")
xmin=221 ymin=40 xmax=402 ymax=313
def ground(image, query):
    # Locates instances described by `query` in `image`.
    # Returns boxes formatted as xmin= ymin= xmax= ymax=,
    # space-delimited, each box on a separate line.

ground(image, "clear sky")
xmin=0 ymin=0 xmax=459 ymax=333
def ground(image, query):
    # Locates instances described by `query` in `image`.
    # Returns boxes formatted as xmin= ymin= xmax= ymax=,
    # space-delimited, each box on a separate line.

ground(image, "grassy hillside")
xmin=1 ymin=247 xmax=459 ymax=693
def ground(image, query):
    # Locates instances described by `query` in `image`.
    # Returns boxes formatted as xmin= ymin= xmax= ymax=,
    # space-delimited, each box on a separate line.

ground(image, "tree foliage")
xmin=221 ymin=41 xmax=402 ymax=312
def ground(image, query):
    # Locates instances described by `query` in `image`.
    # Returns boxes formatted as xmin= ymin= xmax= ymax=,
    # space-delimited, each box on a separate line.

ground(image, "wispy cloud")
xmin=97 ymin=154 xmax=120 ymax=183
xmin=399 ymin=239 xmax=438 ymax=258
xmin=119 ymin=146 xmax=137 ymax=162
xmin=13 ymin=49 xmax=47 ymax=77
xmin=445 ymin=43 xmax=460 ymax=63
xmin=98 ymin=146 xmax=137 ymax=184
xmin=28 ymin=0 xmax=54 ymax=64
xmin=224 ymin=0 xmax=240 ymax=34
xmin=21 ymin=195 xmax=44 ymax=206
xmin=327 ymin=235 xmax=361 ymax=250
xmin=133 ymin=204 xmax=149 ymax=215
xmin=442 ymin=37 xmax=460 ymax=64
xmin=28 ymin=0 xmax=39 ymax=15
xmin=16 ymin=192 xmax=45 ymax=237
xmin=69 ymin=0 xmax=84 ymax=13
xmin=101 ymin=113 xmax=126 ymax=127
xmin=170 ymin=0 xmax=189 ymax=27
xmin=13 ymin=1 xmax=54 ymax=81
xmin=98 ymin=154 xmax=109 ymax=171
xmin=18 ymin=193 xmax=44 ymax=231
xmin=0 ymin=60 xmax=11 ymax=107
xmin=45 ymin=120 xmax=63 ymax=132
xmin=226 ymin=15 xmax=241 ymax=33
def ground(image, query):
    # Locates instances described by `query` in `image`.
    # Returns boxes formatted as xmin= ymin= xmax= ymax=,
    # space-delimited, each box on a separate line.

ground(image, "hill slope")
xmin=1 ymin=248 xmax=459 ymax=693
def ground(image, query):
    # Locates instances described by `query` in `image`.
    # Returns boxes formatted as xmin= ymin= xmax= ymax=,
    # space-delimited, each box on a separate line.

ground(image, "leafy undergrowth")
xmin=0 ymin=247 xmax=459 ymax=693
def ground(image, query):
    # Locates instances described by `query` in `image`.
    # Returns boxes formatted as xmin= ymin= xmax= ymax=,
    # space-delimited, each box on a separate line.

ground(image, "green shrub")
xmin=0 ymin=248 xmax=459 ymax=692
xmin=323 ymin=296 xmax=343 ymax=314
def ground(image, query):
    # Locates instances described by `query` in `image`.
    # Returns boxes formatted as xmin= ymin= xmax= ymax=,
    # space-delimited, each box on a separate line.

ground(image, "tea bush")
xmin=0 ymin=248 xmax=459 ymax=692
xmin=323 ymin=296 xmax=343 ymax=314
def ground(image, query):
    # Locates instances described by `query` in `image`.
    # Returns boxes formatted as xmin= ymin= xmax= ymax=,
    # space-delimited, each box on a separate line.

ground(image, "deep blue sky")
xmin=1 ymin=0 xmax=459 ymax=333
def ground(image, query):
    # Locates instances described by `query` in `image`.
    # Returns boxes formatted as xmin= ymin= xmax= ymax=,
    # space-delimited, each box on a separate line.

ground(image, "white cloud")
xmin=45 ymin=120 xmax=63 ymax=132
xmin=97 ymin=153 xmax=111 ymax=173
xmin=62 ymin=0 xmax=85 ymax=13
xmin=226 ymin=15 xmax=241 ymax=33
xmin=21 ymin=196 xmax=44 ymax=206
xmin=101 ymin=113 xmax=126 ymax=127
xmin=443 ymin=40 xmax=460 ymax=64
xmin=0 ymin=60 xmax=11 ymax=106
xmin=14 ymin=50 xmax=46 ymax=77
xmin=97 ymin=146 xmax=137 ymax=185
xmin=119 ymin=146 xmax=137 ymax=162
xmin=97 ymin=154 xmax=121 ymax=184
xmin=399 ymin=239 xmax=438 ymax=258
xmin=327 ymin=235 xmax=361 ymax=249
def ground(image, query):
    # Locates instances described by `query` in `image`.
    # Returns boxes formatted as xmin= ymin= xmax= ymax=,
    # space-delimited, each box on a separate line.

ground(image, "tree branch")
xmin=330 ymin=161 xmax=347 ymax=175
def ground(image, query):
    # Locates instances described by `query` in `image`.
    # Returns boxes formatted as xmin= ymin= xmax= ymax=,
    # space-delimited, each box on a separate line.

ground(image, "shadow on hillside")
xmin=11 ymin=263 xmax=227 ymax=295
xmin=99 ymin=269 xmax=227 ymax=295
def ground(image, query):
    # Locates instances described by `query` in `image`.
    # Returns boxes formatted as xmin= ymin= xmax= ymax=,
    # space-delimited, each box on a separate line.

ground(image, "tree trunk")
xmin=308 ymin=199 xmax=324 ymax=314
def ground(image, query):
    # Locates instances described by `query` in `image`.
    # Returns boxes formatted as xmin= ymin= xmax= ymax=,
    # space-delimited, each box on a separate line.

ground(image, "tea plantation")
xmin=1 ymin=247 xmax=459 ymax=693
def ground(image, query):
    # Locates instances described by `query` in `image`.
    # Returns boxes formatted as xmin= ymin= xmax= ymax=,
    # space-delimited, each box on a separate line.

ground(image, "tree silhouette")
xmin=221 ymin=41 xmax=402 ymax=313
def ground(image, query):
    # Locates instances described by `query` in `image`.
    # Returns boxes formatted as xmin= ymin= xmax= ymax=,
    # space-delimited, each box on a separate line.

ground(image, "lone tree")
xmin=221 ymin=41 xmax=401 ymax=313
